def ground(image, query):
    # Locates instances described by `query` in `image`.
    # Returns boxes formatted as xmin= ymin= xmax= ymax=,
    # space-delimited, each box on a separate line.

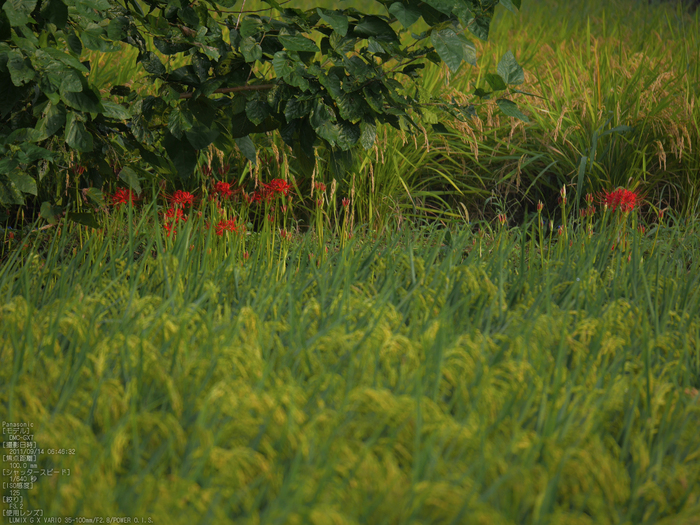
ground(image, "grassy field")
xmin=2 ymin=0 xmax=700 ymax=523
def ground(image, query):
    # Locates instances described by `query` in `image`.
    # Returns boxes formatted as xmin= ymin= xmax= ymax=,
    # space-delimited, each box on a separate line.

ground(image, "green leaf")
xmin=185 ymin=123 xmax=219 ymax=150
xmin=7 ymin=50 xmax=35 ymax=85
xmin=317 ymin=9 xmax=348 ymax=37
xmin=272 ymin=51 xmax=293 ymax=77
xmin=336 ymin=120 xmax=360 ymax=151
xmin=66 ymin=33 xmax=82 ymax=55
xmin=388 ymin=2 xmax=421 ymax=29
xmin=430 ymin=29 xmax=463 ymax=72
xmin=62 ymin=87 xmax=102 ymax=113
xmin=246 ymin=99 xmax=269 ymax=126
xmin=3 ymin=0 xmax=38 ymax=26
xmin=234 ymin=135 xmax=256 ymax=164
xmin=40 ymin=0 xmax=68 ymax=28
xmin=81 ymin=24 xmax=111 ymax=52
xmin=18 ymin=144 xmax=53 ymax=163
xmin=139 ymin=51 xmax=166 ymax=76
xmin=423 ymin=0 xmax=454 ymax=16
xmin=10 ymin=172 xmax=36 ymax=195
xmin=102 ymin=100 xmax=131 ymax=120
xmin=59 ymin=69 xmax=83 ymax=93
xmin=284 ymin=97 xmax=311 ymax=121
xmin=278 ymin=34 xmax=319 ymax=53
xmin=40 ymin=201 xmax=63 ymax=224
xmin=35 ymin=102 xmax=66 ymax=139
xmin=163 ymin=131 xmax=198 ymax=179
xmin=360 ymin=120 xmax=376 ymax=150
xmin=239 ymin=17 xmax=262 ymax=39
xmin=469 ymin=15 xmax=491 ymax=42
xmin=484 ymin=73 xmax=506 ymax=91
xmin=65 ymin=113 xmax=93 ymax=152
xmin=39 ymin=48 xmax=89 ymax=73
xmin=499 ymin=0 xmax=520 ymax=14
xmin=240 ymin=36 xmax=263 ymax=63
xmin=66 ymin=212 xmax=99 ymax=228
xmin=496 ymin=98 xmax=529 ymax=122
xmin=337 ymin=92 xmax=365 ymax=122
xmin=118 ymin=166 xmax=142 ymax=194
xmin=458 ymin=34 xmax=477 ymax=67
xmin=84 ymin=187 xmax=105 ymax=207
xmin=496 ymin=50 xmax=524 ymax=85
xmin=107 ymin=16 xmax=129 ymax=41
xmin=188 ymin=97 xmax=216 ymax=127
xmin=168 ymin=107 xmax=194 ymax=139
xmin=353 ymin=16 xmax=398 ymax=42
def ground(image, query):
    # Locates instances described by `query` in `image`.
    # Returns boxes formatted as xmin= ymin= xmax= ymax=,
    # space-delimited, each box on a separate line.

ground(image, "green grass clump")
xmin=1 ymin=203 xmax=699 ymax=524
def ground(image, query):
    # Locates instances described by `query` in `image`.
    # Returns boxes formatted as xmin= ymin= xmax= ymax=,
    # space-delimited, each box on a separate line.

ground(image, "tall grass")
xmin=1 ymin=201 xmax=700 ymax=523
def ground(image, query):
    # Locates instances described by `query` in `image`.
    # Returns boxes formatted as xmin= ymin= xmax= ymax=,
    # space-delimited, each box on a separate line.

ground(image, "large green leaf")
xmin=40 ymin=0 xmax=68 ymax=28
xmin=7 ymin=50 xmax=35 ymax=85
xmin=422 ymin=0 xmax=454 ymax=16
xmin=484 ymin=73 xmax=506 ymax=91
xmin=388 ymin=2 xmax=421 ymax=29
xmin=10 ymin=171 xmax=36 ymax=195
xmin=496 ymin=98 xmax=529 ymax=122
xmin=360 ymin=120 xmax=376 ymax=150
xmin=62 ymin=87 xmax=103 ymax=113
xmin=278 ymin=34 xmax=320 ymax=53
xmin=430 ymin=29 xmax=463 ymax=72
xmin=168 ymin=106 xmax=194 ymax=139
xmin=234 ymin=135 xmax=256 ymax=164
xmin=185 ymin=123 xmax=219 ymax=150
xmin=317 ymin=9 xmax=348 ymax=37
xmin=2 ymin=0 xmax=38 ymax=26
xmin=118 ymin=166 xmax=142 ymax=194
xmin=272 ymin=51 xmax=293 ymax=77
xmin=65 ymin=113 xmax=93 ymax=152
xmin=246 ymin=99 xmax=269 ymax=126
xmin=139 ymin=51 xmax=166 ymax=76
xmin=163 ymin=131 xmax=198 ymax=179
xmin=35 ymin=102 xmax=65 ymax=139
xmin=40 ymin=201 xmax=63 ymax=223
xmin=353 ymin=16 xmax=398 ymax=42
xmin=241 ymin=36 xmax=263 ymax=62
xmin=497 ymin=50 xmax=524 ymax=85
xmin=102 ymin=100 xmax=131 ymax=120
xmin=66 ymin=212 xmax=99 ymax=228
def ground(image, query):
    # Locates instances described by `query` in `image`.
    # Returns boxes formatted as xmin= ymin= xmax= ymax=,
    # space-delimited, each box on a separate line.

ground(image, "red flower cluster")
xmin=601 ymin=189 xmax=638 ymax=212
xmin=251 ymin=178 xmax=292 ymax=203
xmin=163 ymin=206 xmax=188 ymax=237
xmin=215 ymin=219 xmax=238 ymax=236
xmin=212 ymin=182 xmax=233 ymax=199
xmin=170 ymin=190 xmax=195 ymax=208
xmin=111 ymin=188 xmax=140 ymax=209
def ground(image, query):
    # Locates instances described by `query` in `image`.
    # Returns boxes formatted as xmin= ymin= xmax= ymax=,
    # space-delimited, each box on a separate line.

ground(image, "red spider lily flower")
xmin=8 ymin=232 xmax=14 ymax=240
xmin=217 ymin=163 xmax=230 ymax=176
xmin=263 ymin=178 xmax=291 ymax=197
xmin=560 ymin=185 xmax=566 ymax=199
xmin=537 ymin=201 xmax=543 ymax=213
xmin=314 ymin=182 xmax=326 ymax=192
xmin=212 ymin=181 xmax=233 ymax=199
xmin=165 ymin=206 xmax=188 ymax=222
xmin=71 ymin=164 xmax=87 ymax=176
xmin=585 ymin=193 xmax=594 ymax=205
xmin=170 ymin=190 xmax=195 ymax=208
xmin=215 ymin=219 xmax=238 ymax=236
xmin=600 ymin=188 xmax=639 ymax=213
xmin=497 ymin=213 xmax=507 ymax=225
xmin=342 ymin=198 xmax=350 ymax=208
xmin=111 ymin=188 xmax=140 ymax=208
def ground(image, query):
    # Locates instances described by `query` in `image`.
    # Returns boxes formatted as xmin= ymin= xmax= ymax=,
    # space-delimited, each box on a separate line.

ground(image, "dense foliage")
xmin=0 ymin=0 xmax=526 ymax=226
